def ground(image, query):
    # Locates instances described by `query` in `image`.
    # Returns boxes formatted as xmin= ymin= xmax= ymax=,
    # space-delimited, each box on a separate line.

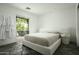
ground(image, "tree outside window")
xmin=16 ymin=16 xmax=29 ymax=36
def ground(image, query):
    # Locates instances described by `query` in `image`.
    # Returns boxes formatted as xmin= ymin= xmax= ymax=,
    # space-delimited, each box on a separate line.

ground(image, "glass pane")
xmin=16 ymin=17 xmax=29 ymax=36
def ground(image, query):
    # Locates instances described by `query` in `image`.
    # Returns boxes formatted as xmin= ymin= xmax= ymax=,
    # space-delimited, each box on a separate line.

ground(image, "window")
xmin=16 ymin=16 xmax=29 ymax=36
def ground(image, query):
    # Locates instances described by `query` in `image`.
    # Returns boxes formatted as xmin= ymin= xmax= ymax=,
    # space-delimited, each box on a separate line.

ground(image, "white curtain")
xmin=0 ymin=16 xmax=13 ymax=40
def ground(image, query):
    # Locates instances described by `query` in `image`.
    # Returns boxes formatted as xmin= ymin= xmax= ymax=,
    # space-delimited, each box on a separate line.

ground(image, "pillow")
xmin=39 ymin=28 xmax=62 ymax=34
xmin=39 ymin=29 xmax=57 ymax=33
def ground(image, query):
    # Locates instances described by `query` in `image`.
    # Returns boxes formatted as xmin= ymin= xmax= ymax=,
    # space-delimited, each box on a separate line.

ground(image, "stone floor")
xmin=0 ymin=37 xmax=79 ymax=55
xmin=54 ymin=42 xmax=79 ymax=55
xmin=0 ymin=37 xmax=23 ymax=55
xmin=0 ymin=42 xmax=22 ymax=55
xmin=22 ymin=42 xmax=79 ymax=55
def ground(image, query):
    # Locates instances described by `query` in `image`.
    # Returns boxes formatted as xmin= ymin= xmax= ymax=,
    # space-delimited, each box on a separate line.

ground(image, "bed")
xmin=23 ymin=32 xmax=61 ymax=55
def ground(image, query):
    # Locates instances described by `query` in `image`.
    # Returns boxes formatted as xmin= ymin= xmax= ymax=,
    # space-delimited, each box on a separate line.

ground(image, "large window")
xmin=16 ymin=16 xmax=29 ymax=36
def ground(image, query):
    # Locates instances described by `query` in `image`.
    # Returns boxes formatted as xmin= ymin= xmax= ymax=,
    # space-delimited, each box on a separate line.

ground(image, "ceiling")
xmin=9 ymin=3 xmax=76 ymax=15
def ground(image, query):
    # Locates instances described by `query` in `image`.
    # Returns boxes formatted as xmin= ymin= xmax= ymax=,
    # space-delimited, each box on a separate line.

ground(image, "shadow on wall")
xmin=69 ymin=27 xmax=76 ymax=43
xmin=61 ymin=27 xmax=76 ymax=43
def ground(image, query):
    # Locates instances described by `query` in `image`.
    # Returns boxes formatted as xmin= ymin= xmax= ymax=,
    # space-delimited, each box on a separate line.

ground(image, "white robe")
xmin=0 ymin=16 xmax=13 ymax=40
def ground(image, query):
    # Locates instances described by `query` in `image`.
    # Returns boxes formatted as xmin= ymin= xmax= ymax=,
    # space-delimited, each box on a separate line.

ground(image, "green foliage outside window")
xmin=16 ymin=17 xmax=28 ymax=31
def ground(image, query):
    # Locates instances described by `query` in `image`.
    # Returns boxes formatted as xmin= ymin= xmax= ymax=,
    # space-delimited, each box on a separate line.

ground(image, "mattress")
xmin=24 ymin=33 xmax=59 ymax=47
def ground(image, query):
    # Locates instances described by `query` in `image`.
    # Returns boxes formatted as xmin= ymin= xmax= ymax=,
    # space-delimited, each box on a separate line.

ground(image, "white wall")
xmin=38 ymin=5 xmax=76 ymax=43
xmin=0 ymin=4 xmax=38 ymax=45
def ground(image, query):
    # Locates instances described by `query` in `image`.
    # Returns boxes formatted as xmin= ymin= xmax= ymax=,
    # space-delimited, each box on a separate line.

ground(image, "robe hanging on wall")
xmin=0 ymin=16 xmax=13 ymax=40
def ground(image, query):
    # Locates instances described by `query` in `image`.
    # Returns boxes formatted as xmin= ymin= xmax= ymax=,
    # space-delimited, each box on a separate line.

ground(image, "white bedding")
xmin=25 ymin=33 xmax=59 ymax=47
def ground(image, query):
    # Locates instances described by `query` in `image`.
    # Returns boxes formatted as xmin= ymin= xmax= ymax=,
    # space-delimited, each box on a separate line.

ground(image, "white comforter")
xmin=25 ymin=33 xmax=59 ymax=47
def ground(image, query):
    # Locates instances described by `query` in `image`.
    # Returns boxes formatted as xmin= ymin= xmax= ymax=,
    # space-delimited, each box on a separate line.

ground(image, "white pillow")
xmin=39 ymin=29 xmax=60 ymax=34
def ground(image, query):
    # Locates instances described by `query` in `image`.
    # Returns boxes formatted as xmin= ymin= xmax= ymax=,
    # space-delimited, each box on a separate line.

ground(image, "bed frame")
xmin=23 ymin=38 xmax=61 ymax=55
